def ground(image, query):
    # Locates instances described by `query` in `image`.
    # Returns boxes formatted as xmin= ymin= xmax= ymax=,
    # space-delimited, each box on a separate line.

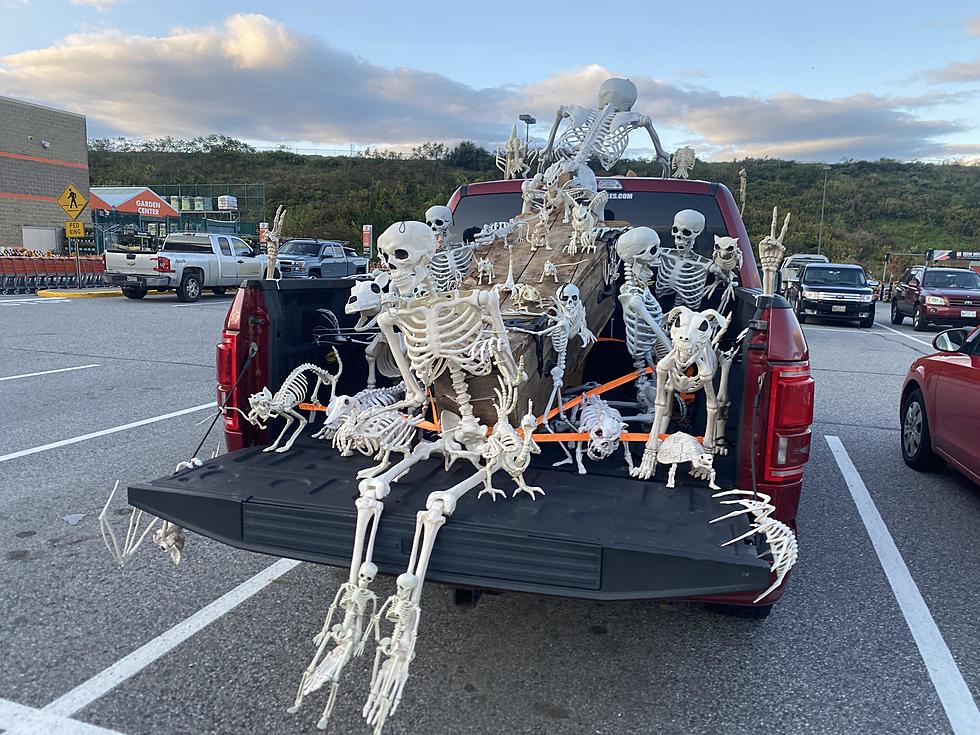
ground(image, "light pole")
xmin=817 ymin=164 xmax=831 ymax=256
xmin=519 ymin=114 xmax=536 ymax=144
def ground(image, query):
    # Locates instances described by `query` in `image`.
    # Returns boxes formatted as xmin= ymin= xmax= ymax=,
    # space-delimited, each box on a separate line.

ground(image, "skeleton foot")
xmin=630 ymin=447 xmax=659 ymax=480
xmin=512 ymin=475 xmax=544 ymax=499
xmin=357 ymin=458 xmax=392 ymax=480
xmin=478 ymin=474 xmax=506 ymax=502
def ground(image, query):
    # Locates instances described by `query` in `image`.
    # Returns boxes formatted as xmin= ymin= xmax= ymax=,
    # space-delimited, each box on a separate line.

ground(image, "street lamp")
xmin=519 ymin=114 xmax=536 ymax=144
xmin=817 ymin=164 xmax=831 ymax=256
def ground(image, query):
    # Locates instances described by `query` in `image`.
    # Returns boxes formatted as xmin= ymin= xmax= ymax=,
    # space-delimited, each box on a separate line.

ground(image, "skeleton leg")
xmin=666 ymin=463 xmax=677 ymax=488
xmin=701 ymin=379 xmax=723 ymax=455
xmin=633 ymin=364 xmax=674 ymax=479
xmin=264 ymin=414 xmax=294 ymax=452
xmin=275 ymin=407 xmax=309 ymax=453
xmin=575 ymin=441 xmax=587 ymax=475
xmin=712 ymin=352 xmax=734 ymax=455
xmin=623 ymin=441 xmax=634 ymax=473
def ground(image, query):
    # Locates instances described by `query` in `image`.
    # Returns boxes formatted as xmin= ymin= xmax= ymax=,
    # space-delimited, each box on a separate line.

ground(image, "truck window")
xmin=162 ymin=236 xmax=213 ymax=253
xmin=216 ymin=237 xmax=232 ymax=256
xmin=230 ymin=237 xmax=252 ymax=257
xmin=449 ymin=191 xmax=728 ymax=258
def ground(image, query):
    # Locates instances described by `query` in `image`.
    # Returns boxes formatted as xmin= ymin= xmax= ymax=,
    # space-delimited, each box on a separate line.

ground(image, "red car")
xmin=901 ymin=326 xmax=980 ymax=484
xmin=891 ymin=266 xmax=980 ymax=331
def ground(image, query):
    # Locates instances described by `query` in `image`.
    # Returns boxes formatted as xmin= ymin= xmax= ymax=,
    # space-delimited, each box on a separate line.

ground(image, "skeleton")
xmin=424 ymin=205 xmax=453 ymax=246
xmin=288 ymin=561 xmax=379 ymax=730
xmin=521 ymin=174 xmax=544 ymax=214
xmin=634 ymin=306 xmax=731 ymax=477
xmin=428 ymin=243 xmax=474 ymax=293
xmin=333 ymin=406 xmax=423 ymax=479
xmin=656 ymin=209 xmax=718 ymax=309
xmin=554 ymin=394 xmax=631 ymax=475
xmin=243 ymin=352 xmax=343 ymax=453
xmin=540 ymin=77 xmax=670 ymax=178
xmin=671 ymin=146 xmax=696 ymax=179
xmin=475 ymin=220 xmax=520 ymax=289
xmin=759 ymin=206 xmax=791 ymax=296
xmin=476 ymin=256 xmax=494 ymax=285
xmin=528 ymin=215 xmax=552 ymax=253
xmin=342 ymin=273 xmax=401 ymax=389
xmin=616 ymin=227 xmax=672 ymax=414
xmin=313 ymin=382 xmax=406 ymax=440
xmin=639 ymin=431 xmax=719 ymax=489
xmin=510 ymin=283 xmax=544 ymax=311
xmin=710 ymin=490 xmax=799 ymax=602
xmin=706 ymin=236 xmax=743 ymax=313
xmin=565 ymin=202 xmax=598 ymax=256
xmin=537 ymin=258 xmax=582 ymax=283
xmin=479 ymin=373 xmax=542 ymax=500
xmin=738 ymin=167 xmax=747 ymax=216
xmin=264 ymin=205 xmax=286 ymax=280
xmin=495 ymin=125 xmax=537 ymax=180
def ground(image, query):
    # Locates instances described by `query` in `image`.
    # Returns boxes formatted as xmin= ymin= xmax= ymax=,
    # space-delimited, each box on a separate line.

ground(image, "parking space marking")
xmin=0 ymin=364 xmax=99 ymax=382
xmin=0 ymin=402 xmax=215 ymax=464
xmin=873 ymin=322 xmax=934 ymax=347
xmin=42 ymin=558 xmax=301 ymax=717
xmin=826 ymin=435 xmax=980 ymax=735
xmin=0 ymin=297 xmax=71 ymax=305
xmin=0 ymin=698 xmax=127 ymax=735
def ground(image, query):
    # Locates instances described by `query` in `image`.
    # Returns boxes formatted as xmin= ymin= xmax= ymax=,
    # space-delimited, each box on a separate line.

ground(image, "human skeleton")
xmin=655 ymin=209 xmax=720 ymax=310
xmin=759 ymin=206 xmax=790 ymax=296
xmin=424 ymin=205 xmax=453 ymax=246
xmin=265 ymin=205 xmax=286 ymax=280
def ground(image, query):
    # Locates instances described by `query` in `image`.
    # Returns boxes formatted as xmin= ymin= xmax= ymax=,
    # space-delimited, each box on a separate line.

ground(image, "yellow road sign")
xmin=58 ymin=183 xmax=88 ymax=220
xmin=65 ymin=220 xmax=85 ymax=238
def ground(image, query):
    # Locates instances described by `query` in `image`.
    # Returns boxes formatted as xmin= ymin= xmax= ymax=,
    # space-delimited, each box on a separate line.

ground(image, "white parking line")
xmin=0 ymin=364 xmax=99 ymax=382
xmin=43 ymin=558 xmax=301 ymax=717
xmin=873 ymin=322 xmax=934 ymax=347
xmin=0 ymin=402 xmax=215 ymax=464
xmin=0 ymin=697 xmax=127 ymax=735
xmin=826 ymin=436 xmax=980 ymax=735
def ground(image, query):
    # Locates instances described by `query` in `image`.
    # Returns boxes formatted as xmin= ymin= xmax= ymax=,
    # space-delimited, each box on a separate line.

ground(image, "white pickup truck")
xmin=103 ymin=233 xmax=272 ymax=302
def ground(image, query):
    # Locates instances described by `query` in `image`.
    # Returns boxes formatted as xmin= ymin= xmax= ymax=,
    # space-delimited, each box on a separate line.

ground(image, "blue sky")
xmin=1 ymin=0 xmax=978 ymax=161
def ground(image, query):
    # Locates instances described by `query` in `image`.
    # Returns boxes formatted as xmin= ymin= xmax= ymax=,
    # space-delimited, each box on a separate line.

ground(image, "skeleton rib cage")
xmin=555 ymin=105 xmax=639 ymax=171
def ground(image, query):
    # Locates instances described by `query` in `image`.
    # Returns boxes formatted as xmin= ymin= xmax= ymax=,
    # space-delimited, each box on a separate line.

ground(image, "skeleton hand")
xmin=758 ymin=206 xmax=790 ymax=294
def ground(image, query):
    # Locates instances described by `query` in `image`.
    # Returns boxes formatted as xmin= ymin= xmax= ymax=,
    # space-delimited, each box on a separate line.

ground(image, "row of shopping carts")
xmin=0 ymin=256 xmax=106 ymax=293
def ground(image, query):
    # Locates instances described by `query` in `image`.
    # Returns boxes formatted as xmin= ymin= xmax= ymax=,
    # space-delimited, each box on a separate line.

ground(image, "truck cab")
xmin=277 ymin=239 xmax=368 ymax=279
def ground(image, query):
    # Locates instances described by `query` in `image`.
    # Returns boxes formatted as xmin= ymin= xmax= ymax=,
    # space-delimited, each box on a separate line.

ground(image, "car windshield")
xmin=922 ymin=270 xmax=980 ymax=289
xmin=803 ymin=267 xmax=866 ymax=286
xmin=280 ymin=241 xmax=321 ymax=256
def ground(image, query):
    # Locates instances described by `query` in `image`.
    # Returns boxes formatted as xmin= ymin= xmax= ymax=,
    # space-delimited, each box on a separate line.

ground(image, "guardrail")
xmin=0 ymin=256 xmax=105 ymax=293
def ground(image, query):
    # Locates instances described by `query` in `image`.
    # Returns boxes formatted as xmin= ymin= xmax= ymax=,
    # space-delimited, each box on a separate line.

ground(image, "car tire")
xmin=859 ymin=313 xmax=875 ymax=328
xmin=211 ymin=287 xmax=227 ymax=296
xmin=121 ymin=286 xmax=147 ymax=300
xmin=794 ymin=298 xmax=807 ymax=323
xmin=901 ymin=389 xmax=944 ymax=472
xmin=176 ymin=272 xmax=202 ymax=303
xmin=912 ymin=305 xmax=928 ymax=331
xmin=309 ymin=269 xmax=321 ymax=279
xmin=890 ymin=300 xmax=904 ymax=325
xmin=705 ymin=602 xmax=773 ymax=620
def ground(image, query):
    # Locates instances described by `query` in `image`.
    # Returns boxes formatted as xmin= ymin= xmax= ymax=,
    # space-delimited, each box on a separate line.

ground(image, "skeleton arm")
xmin=539 ymin=106 xmax=570 ymax=169
xmin=640 ymin=116 xmax=670 ymax=177
xmin=359 ymin=314 xmax=426 ymax=419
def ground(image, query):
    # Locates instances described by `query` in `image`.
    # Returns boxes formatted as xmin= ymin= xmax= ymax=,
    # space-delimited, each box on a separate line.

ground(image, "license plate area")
xmin=832 ymin=304 xmax=847 ymax=313
xmin=961 ymin=310 xmax=977 ymax=318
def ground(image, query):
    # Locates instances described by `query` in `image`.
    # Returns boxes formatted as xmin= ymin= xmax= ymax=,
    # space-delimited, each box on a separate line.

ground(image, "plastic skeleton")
xmin=655 ymin=209 xmax=720 ymax=310
xmin=705 ymin=236 xmax=742 ymax=313
xmin=264 ymin=205 xmax=286 ymax=280
xmin=475 ymin=220 xmax=519 ymax=289
xmin=243 ymin=352 xmax=343 ymax=453
xmin=671 ymin=146 xmax=696 ymax=179
xmin=539 ymin=77 xmax=670 ymax=179
xmin=556 ymin=394 xmax=632 ymax=475
xmin=288 ymin=561 xmax=379 ymax=729
xmin=510 ymin=283 xmax=544 ymax=311
xmin=342 ymin=273 xmax=399 ymax=389
xmin=424 ymin=205 xmax=453 ymax=246
xmin=759 ymin=206 xmax=791 ymax=296
xmin=476 ymin=256 xmax=494 ymax=285
xmin=528 ymin=214 xmax=552 ymax=253
xmin=565 ymin=202 xmax=598 ymax=256
xmin=313 ymin=382 xmax=406 ymax=441
xmin=333 ymin=406 xmax=423 ymax=479
xmin=616 ymin=227 xmax=672 ymax=414
xmin=495 ymin=125 xmax=537 ymax=180
xmin=710 ymin=490 xmax=799 ymax=602
xmin=633 ymin=306 xmax=731 ymax=479
xmin=653 ymin=432 xmax=719 ymax=490
xmin=428 ymin=243 xmax=475 ymax=294
xmin=479 ymin=372 xmax=541 ymax=500
xmin=537 ymin=258 xmax=582 ymax=283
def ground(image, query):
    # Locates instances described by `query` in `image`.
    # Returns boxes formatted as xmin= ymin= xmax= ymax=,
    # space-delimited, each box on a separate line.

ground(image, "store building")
xmin=0 ymin=95 xmax=90 ymax=251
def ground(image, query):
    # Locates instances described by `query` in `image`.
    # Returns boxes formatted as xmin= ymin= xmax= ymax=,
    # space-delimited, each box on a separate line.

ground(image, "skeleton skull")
xmin=248 ymin=388 xmax=274 ymax=421
xmin=396 ymin=572 xmax=418 ymax=598
xmin=345 ymin=277 xmax=386 ymax=328
xmin=586 ymin=415 xmax=627 ymax=461
xmin=712 ymin=236 xmax=741 ymax=271
xmin=424 ymin=205 xmax=453 ymax=241
xmin=671 ymin=210 xmax=705 ymax=253
xmin=556 ymin=282 xmax=581 ymax=313
xmin=597 ymin=77 xmax=638 ymax=112
xmin=378 ymin=221 xmax=437 ymax=295
xmin=357 ymin=561 xmax=378 ymax=587
xmin=616 ymin=226 xmax=661 ymax=273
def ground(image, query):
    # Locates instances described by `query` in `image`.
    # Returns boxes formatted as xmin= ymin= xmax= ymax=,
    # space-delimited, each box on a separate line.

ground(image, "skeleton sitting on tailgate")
xmin=655 ymin=209 xmax=723 ymax=310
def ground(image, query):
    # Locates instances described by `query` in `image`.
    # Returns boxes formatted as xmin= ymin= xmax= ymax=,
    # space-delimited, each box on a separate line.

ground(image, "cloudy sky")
xmin=1 ymin=0 xmax=979 ymax=162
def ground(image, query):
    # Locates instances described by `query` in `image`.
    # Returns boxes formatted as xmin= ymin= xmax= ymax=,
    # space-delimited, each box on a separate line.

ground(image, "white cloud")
xmin=968 ymin=16 xmax=980 ymax=37
xmin=0 ymin=14 xmax=971 ymax=161
xmin=70 ymin=0 xmax=122 ymax=10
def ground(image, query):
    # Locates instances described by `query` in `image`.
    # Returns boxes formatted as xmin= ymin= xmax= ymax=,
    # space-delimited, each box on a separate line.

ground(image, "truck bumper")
xmin=129 ymin=442 xmax=772 ymax=602
xmin=800 ymin=299 xmax=872 ymax=319
xmin=104 ymin=273 xmax=173 ymax=288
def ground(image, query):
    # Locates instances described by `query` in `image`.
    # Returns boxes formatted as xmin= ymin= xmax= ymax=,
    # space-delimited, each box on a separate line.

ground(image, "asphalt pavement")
xmin=0 ymin=293 xmax=977 ymax=735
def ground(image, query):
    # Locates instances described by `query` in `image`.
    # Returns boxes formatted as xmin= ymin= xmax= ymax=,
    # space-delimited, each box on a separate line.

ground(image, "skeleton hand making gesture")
xmin=758 ymin=206 xmax=790 ymax=296
xmin=265 ymin=205 xmax=287 ymax=280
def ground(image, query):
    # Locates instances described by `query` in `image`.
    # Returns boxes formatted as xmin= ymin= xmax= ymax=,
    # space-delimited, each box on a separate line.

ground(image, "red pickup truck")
xmin=127 ymin=176 xmax=814 ymax=617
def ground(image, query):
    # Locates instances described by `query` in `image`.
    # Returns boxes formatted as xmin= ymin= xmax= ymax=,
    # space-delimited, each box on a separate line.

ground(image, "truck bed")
xmin=128 ymin=438 xmax=770 ymax=601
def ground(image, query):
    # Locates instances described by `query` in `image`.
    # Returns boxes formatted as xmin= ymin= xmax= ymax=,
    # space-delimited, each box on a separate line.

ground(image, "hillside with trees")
xmin=89 ymin=136 xmax=980 ymax=275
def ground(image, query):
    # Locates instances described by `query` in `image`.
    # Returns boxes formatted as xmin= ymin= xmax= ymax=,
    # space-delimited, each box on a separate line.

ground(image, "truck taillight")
xmin=152 ymin=256 xmax=174 ymax=273
xmin=217 ymin=333 xmax=239 ymax=432
xmin=764 ymin=364 xmax=814 ymax=482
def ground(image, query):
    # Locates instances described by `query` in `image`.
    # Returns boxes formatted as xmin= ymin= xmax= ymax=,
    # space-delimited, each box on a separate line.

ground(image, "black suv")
xmin=790 ymin=262 xmax=875 ymax=328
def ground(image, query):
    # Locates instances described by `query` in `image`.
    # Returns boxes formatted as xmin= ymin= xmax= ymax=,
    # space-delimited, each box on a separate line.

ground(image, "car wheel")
xmin=912 ymin=305 xmax=928 ymax=331
xmin=859 ymin=313 xmax=875 ymax=328
xmin=901 ymin=389 xmax=944 ymax=471
xmin=211 ymin=287 xmax=227 ymax=296
xmin=177 ymin=272 xmax=202 ymax=303
xmin=705 ymin=602 xmax=773 ymax=620
xmin=890 ymin=300 xmax=904 ymax=325
xmin=309 ymin=269 xmax=321 ymax=279
xmin=121 ymin=286 xmax=147 ymax=300
xmin=794 ymin=299 xmax=807 ymax=324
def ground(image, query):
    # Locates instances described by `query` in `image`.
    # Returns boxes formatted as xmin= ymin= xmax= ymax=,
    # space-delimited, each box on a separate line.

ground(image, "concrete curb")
xmin=36 ymin=289 xmax=123 ymax=299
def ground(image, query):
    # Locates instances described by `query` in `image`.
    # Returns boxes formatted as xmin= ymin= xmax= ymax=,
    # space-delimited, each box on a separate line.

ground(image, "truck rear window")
xmin=163 ymin=237 xmax=213 ymax=253
xmin=450 ymin=191 xmax=727 ymax=258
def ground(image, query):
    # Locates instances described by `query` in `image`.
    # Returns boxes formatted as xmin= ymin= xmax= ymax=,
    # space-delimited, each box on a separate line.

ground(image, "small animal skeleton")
xmin=633 ymin=431 xmax=719 ymax=488
xmin=565 ymin=202 xmax=598 ymax=256
xmin=476 ymin=256 xmax=494 ymax=285
xmin=554 ymin=394 xmax=631 ymax=475
xmin=510 ymin=283 xmax=544 ymax=311
xmin=243 ymin=351 xmax=342 ymax=453
xmin=711 ymin=489 xmax=799 ymax=602
xmin=706 ymin=236 xmax=742 ymax=313
xmin=537 ymin=258 xmax=582 ymax=283
xmin=671 ymin=146 xmax=696 ymax=179
xmin=334 ymin=405 xmax=423 ymax=479
xmin=342 ymin=273 xmax=401 ymax=389
xmin=495 ymin=125 xmax=538 ymax=180
xmin=314 ymin=382 xmax=406 ymax=441
xmin=265 ymin=205 xmax=286 ymax=280
xmin=529 ymin=215 xmax=552 ymax=253
xmin=759 ymin=206 xmax=791 ymax=296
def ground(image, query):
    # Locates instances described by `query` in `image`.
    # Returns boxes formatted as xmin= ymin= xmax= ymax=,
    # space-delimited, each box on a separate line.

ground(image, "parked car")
xmin=866 ymin=278 xmax=881 ymax=301
xmin=780 ymin=253 xmax=829 ymax=295
xmin=788 ymin=262 xmax=876 ymax=327
xmin=123 ymin=176 xmax=814 ymax=618
xmin=104 ymin=233 xmax=270 ymax=302
xmin=276 ymin=239 xmax=368 ymax=278
xmin=900 ymin=325 xmax=980 ymax=485
xmin=891 ymin=266 xmax=980 ymax=331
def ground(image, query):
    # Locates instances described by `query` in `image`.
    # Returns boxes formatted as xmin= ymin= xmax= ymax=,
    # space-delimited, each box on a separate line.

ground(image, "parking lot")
xmin=1 ymin=292 xmax=978 ymax=735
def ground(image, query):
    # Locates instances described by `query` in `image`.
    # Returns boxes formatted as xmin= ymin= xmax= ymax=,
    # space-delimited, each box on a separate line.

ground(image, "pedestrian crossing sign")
xmin=58 ymin=183 xmax=88 ymax=220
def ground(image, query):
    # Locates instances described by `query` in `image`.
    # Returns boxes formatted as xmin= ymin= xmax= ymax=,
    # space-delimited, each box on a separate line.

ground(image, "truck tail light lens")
xmin=152 ymin=256 xmax=174 ymax=273
xmin=216 ymin=333 xmax=239 ymax=432
xmin=764 ymin=364 xmax=814 ymax=482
